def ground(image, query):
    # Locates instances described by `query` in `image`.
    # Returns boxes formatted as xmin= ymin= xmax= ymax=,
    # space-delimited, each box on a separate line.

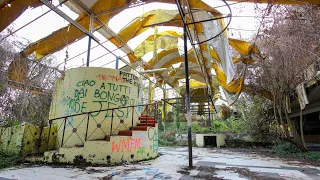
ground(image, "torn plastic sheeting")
xmin=0 ymin=0 xmax=42 ymax=33
xmin=296 ymin=83 xmax=309 ymax=110
xmin=226 ymin=0 xmax=320 ymax=4
xmin=212 ymin=62 xmax=243 ymax=94
xmin=117 ymin=9 xmax=182 ymax=44
xmin=134 ymin=30 xmax=182 ymax=58
xmin=201 ymin=12 xmax=235 ymax=84
xmin=147 ymin=48 xmax=205 ymax=69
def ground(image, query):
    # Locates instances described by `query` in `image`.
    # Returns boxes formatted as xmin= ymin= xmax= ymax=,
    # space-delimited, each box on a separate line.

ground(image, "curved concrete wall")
xmin=49 ymin=67 xmax=143 ymax=147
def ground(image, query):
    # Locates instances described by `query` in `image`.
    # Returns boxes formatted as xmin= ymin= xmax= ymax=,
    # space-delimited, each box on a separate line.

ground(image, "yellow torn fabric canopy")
xmin=212 ymin=63 xmax=243 ymax=94
xmin=229 ymin=38 xmax=261 ymax=56
xmin=226 ymin=0 xmax=320 ymax=4
xmin=184 ymin=79 xmax=207 ymax=88
xmin=23 ymin=0 xmax=151 ymax=58
xmin=21 ymin=0 xmax=215 ymax=59
xmin=136 ymin=31 xmax=261 ymax=66
xmin=22 ymin=0 xmax=225 ymax=60
xmin=0 ymin=0 xmax=42 ymax=33
xmin=228 ymin=38 xmax=263 ymax=64
xmin=116 ymin=10 xmax=182 ymax=44
xmin=134 ymin=30 xmax=182 ymax=58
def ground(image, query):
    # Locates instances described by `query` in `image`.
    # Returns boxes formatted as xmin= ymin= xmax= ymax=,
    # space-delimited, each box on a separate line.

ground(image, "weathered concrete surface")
xmin=0 ymin=123 xmax=56 ymax=157
xmin=0 ymin=147 xmax=320 ymax=180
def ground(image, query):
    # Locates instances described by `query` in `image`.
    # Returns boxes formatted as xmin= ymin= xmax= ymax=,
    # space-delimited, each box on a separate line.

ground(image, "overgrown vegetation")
xmin=272 ymin=142 xmax=320 ymax=162
xmin=158 ymin=116 xmax=244 ymax=146
xmin=232 ymin=4 xmax=320 ymax=151
xmin=0 ymin=151 xmax=21 ymax=169
xmin=234 ymin=96 xmax=273 ymax=141
xmin=0 ymin=32 xmax=60 ymax=127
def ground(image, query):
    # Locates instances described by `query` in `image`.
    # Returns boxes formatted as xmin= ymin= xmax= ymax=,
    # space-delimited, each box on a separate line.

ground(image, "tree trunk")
xmin=273 ymin=95 xmax=280 ymax=136
xmin=299 ymin=110 xmax=308 ymax=152
xmin=283 ymin=100 xmax=307 ymax=152
xmin=277 ymin=105 xmax=289 ymax=138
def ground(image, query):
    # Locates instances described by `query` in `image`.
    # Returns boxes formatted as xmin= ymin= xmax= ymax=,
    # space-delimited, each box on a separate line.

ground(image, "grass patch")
xmin=272 ymin=142 xmax=320 ymax=162
xmin=0 ymin=151 xmax=21 ymax=169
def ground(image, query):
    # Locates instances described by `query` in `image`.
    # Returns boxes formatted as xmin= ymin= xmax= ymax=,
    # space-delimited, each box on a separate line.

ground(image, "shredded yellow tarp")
xmin=212 ymin=63 xmax=243 ymax=93
xmin=169 ymin=72 xmax=202 ymax=87
xmin=134 ymin=30 xmax=182 ymax=58
xmin=136 ymin=32 xmax=262 ymax=66
xmin=0 ymin=0 xmax=42 ymax=33
xmin=23 ymin=0 xmax=150 ymax=59
xmin=134 ymin=31 xmax=223 ymax=62
xmin=135 ymin=32 xmax=221 ymax=64
xmin=185 ymin=79 xmax=207 ymax=88
xmin=208 ymin=45 xmax=221 ymax=62
xmin=179 ymin=87 xmax=217 ymax=102
xmin=229 ymin=38 xmax=263 ymax=64
xmin=22 ymin=0 xmax=222 ymax=61
xmin=229 ymin=38 xmax=260 ymax=56
xmin=168 ymin=67 xmax=210 ymax=87
xmin=5 ymin=0 xmax=320 ymax=60
xmin=147 ymin=48 xmax=201 ymax=68
xmin=233 ymin=57 xmax=254 ymax=65
xmin=226 ymin=0 xmax=320 ymax=4
xmin=116 ymin=10 xmax=182 ymax=44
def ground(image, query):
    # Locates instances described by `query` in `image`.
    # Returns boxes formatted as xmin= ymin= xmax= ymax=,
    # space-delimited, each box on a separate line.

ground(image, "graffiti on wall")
xmin=137 ymin=147 xmax=146 ymax=154
xmin=60 ymin=70 xmax=143 ymax=119
xmin=111 ymin=137 xmax=141 ymax=153
xmin=96 ymin=71 xmax=140 ymax=88
xmin=148 ymin=127 xmax=158 ymax=152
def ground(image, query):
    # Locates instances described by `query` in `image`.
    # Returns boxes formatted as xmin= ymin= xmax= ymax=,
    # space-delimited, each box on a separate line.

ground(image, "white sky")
xmin=2 ymin=0 xmax=264 ymax=71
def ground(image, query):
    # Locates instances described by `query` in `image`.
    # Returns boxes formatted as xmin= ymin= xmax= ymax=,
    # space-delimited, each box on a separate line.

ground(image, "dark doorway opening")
xmin=204 ymin=136 xmax=217 ymax=147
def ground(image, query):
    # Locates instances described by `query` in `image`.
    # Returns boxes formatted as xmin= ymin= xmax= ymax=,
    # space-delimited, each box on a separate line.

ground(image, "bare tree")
xmin=245 ymin=4 xmax=320 ymax=151
xmin=0 ymin=32 xmax=61 ymax=127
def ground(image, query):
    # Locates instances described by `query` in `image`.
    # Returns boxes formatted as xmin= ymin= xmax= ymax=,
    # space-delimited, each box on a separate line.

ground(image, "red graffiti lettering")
xmin=96 ymin=74 xmax=124 ymax=83
xmin=111 ymin=138 xmax=141 ymax=153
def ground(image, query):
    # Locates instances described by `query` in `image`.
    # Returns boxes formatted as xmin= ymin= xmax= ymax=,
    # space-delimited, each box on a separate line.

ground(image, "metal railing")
xmin=45 ymin=102 xmax=159 ymax=150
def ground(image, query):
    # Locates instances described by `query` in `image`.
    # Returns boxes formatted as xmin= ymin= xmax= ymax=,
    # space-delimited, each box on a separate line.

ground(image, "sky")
xmin=2 ymin=0 xmax=265 ymax=104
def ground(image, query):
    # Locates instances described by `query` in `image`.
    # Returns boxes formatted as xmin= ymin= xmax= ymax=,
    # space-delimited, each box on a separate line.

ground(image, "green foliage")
xmin=212 ymin=120 xmax=229 ymax=132
xmin=0 ymin=115 xmax=21 ymax=128
xmin=158 ymin=131 xmax=176 ymax=146
xmin=157 ymin=115 xmax=164 ymax=132
xmin=272 ymin=142 xmax=320 ymax=162
xmin=0 ymin=151 xmax=21 ymax=169
xmin=192 ymin=123 xmax=210 ymax=133
xmin=228 ymin=117 xmax=243 ymax=133
xmin=272 ymin=142 xmax=300 ymax=155
xmin=162 ymin=118 xmax=242 ymax=135
xmin=174 ymin=104 xmax=182 ymax=130
xmin=295 ymin=152 xmax=320 ymax=162
xmin=235 ymin=96 xmax=271 ymax=140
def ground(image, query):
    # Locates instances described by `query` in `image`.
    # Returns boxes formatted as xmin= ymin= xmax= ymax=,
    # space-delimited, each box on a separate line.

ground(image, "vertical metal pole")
xmin=110 ymin=110 xmax=114 ymax=136
xmin=146 ymin=105 xmax=149 ymax=126
xmin=208 ymin=96 xmax=212 ymax=132
xmin=153 ymin=103 xmax=156 ymax=121
xmin=178 ymin=0 xmax=193 ymax=166
xmin=163 ymin=83 xmax=166 ymax=122
xmin=47 ymin=120 xmax=52 ymax=150
xmin=86 ymin=13 xmax=94 ymax=67
xmin=85 ymin=113 xmax=90 ymax=141
xmin=61 ymin=118 xmax=67 ymax=147
xmin=131 ymin=107 xmax=134 ymax=130
xmin=115 ymin=56 xmax=119 ymax=69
